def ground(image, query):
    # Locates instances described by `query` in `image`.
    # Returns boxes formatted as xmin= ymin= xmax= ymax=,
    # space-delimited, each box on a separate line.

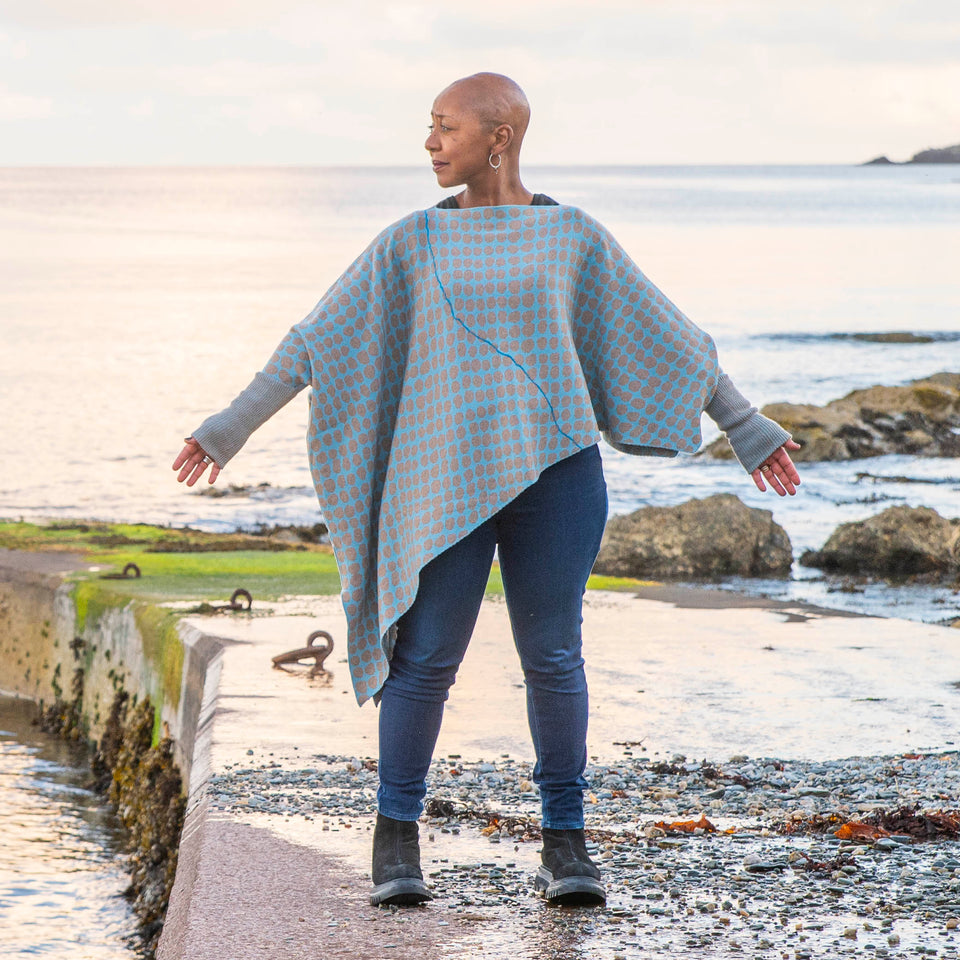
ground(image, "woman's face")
xmin=425 ymin=88 xmax=495 ymax=189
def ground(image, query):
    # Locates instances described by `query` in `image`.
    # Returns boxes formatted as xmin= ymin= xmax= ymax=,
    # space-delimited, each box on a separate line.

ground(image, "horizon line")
xmin=0 ymin=159 xmax=931 ymax=170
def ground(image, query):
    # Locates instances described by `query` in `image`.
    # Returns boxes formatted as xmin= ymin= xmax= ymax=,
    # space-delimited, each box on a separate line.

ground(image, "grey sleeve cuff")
xmin=190 ymin=372 xmax=303 ymax=468
xmin=704 ymin=371 xmax=791 ymax=473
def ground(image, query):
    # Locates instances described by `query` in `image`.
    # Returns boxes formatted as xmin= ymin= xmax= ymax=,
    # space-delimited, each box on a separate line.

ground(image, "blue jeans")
xmin=377 ymin=444 xmax=608 ymax=829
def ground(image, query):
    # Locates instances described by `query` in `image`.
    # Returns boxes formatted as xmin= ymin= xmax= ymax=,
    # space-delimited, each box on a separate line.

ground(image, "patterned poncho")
xmin=255 ymin=204 xmax=719 ymax=703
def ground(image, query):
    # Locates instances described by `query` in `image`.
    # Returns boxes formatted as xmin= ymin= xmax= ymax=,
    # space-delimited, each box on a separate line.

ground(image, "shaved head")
xmin=426 ymin=72 xmax=533 ymax=204
xmin=437 ymin=72 xmax=530 ymax=146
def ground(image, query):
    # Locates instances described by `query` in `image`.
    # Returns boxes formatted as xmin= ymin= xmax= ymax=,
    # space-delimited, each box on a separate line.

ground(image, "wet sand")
xmin=186 ymin=588 xmax=957 ymax=765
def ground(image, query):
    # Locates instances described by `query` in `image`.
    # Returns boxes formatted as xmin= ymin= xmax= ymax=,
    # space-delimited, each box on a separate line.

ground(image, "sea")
xmin=0 ymin=163 xmax=958 ymax=955
xmin=1 ymin=162 xmax=958 ymax=624
xmin=0 ymin=696 xmax=141 ymax=957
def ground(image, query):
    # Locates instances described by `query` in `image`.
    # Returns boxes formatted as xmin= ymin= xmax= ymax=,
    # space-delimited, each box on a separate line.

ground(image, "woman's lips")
xmin=431 ymin=161 xmax=448 ymax=171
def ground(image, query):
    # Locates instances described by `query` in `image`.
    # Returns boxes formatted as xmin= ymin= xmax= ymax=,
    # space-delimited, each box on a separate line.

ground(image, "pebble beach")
xmin=207 ymin=751 xmax=960 ymax=958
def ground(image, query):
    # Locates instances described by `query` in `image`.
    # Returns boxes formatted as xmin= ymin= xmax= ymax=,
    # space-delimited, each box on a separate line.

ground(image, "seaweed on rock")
xmin=103 ymin=693 xmax=185 ymax=953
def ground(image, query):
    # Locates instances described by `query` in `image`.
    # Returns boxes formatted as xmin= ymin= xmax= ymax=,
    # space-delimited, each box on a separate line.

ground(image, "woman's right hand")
xmin=172 ymin=437 xmax=221 ymax=487
xmin=750 ymin=440 xmax=801 ymax=496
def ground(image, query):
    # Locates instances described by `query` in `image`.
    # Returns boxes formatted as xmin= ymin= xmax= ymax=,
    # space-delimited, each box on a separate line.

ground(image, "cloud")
xmin=0 ymin=27 xmax=28 ymax=56
xmin=0 ymin=84 xmax=53 ymax=119
xmin=0 ymin=0 xmax=314 ymax=28
xmin=128 ymin=97 xmax=155 ymax=117
xmin=2 ymin=0 xmax=958 ymax=163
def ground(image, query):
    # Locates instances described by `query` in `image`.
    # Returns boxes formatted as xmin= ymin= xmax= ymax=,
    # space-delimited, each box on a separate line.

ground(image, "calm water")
xmin=0 ymin=696 xmax=140 ymax=958
xmin=1 ymin=164 xmax=959 ymax=620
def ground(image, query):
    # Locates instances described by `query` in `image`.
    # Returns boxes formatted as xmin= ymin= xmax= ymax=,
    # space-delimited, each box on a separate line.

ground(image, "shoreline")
xmin=3 ymin=515 xmax=954 ymax=624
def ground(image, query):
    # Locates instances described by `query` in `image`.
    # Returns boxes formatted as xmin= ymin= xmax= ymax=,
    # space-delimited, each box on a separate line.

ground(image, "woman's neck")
xmin=455 ymin=173 xmax=533 ymax=208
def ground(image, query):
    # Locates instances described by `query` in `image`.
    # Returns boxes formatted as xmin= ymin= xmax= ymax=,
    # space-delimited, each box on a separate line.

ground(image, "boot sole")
xmin=534 ymin=866 xmax=606 ymax=906
xmin=369 ymin=877 xmax=433 ymax=906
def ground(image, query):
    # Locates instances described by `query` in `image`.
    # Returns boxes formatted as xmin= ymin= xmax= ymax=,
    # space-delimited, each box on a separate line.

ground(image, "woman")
xmin=173 ymin=72 xmax=801 ymax=909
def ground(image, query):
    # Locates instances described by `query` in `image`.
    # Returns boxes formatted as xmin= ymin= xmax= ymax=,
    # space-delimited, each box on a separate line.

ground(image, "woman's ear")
xmin=493 ymin=122 xmax=515 ymax=154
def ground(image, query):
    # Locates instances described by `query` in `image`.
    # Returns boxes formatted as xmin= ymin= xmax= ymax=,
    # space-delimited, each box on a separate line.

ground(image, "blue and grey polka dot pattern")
xmin=263 ymin=206 xmax=718 ymax=704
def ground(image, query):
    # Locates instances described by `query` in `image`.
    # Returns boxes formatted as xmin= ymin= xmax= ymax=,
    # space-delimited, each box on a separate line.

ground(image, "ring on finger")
xmin=202 ymin=455 xmax=213 ymax=464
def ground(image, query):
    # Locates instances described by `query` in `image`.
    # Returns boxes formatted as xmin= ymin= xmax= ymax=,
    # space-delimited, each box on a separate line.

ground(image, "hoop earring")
xmin=488 ymin=152 xmax=502 ymax=172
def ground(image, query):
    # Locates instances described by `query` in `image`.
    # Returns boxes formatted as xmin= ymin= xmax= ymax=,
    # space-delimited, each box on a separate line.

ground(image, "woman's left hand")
xmin=751 ymin=440 xmax=801 ymax=496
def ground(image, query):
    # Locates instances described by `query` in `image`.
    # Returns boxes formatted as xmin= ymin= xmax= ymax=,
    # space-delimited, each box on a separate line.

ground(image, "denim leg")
xmin=377 ymin=519 xmax=497 ymax=820
xmin=495 ymin=445 xmax=608 ymax=829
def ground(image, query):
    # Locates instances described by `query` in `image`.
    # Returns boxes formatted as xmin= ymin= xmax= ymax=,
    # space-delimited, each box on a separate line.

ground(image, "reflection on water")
xmin=0 ymin=696 xmax=141 ymax=958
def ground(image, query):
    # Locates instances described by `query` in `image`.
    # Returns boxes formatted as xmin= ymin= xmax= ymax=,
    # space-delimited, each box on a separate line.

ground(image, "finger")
xmin=767 ymin=470 xmax=789 ymax=496
xmin=785 ymin=440 xmax=801 ymax=451
xmin=773 ymin=471 xmax=795 ymax=496
xmin=172 ymin=444 xmax=196 ymax=470
xmin=773 ymin=457 xmax=801 ymax=495
xmin=751 ymin=468 xmax=767 ymax=493
xmin=185 ymin=461 xmax=206 ymax=487
xmin=177 ymin=456 xmax=203 ymax=485
xmin=775 ymin=451 xmax=801 ymax=486
xmin=208 ymin=464 xmax=221 ymax=484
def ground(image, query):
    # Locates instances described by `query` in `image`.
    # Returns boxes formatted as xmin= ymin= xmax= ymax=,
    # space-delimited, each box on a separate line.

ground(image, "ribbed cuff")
xmin=191 ymin=372 xmax=301 ymax=467
xmin=705 ymin=372 xmax=791 ymax=473
xmin=724 ymin=414 xmax=792 ymax=473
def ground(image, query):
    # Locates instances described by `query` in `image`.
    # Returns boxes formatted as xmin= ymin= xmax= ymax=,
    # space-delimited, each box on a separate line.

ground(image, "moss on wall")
xmin=133 ymin=604 xmax=185 ymax=720
xmin=73 ymin=580 xmax=125 ymax=635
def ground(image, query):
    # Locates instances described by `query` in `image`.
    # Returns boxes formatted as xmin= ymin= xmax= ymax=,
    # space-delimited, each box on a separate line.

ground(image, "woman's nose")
xmin=425 ymin=129 xmax=439 ymax=152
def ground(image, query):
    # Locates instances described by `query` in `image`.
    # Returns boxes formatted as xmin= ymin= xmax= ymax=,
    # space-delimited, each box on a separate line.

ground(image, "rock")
xmin=910 ymin=143 xmax=960 ymax=164
xmin=832 ymin=331 xmax=938 ymax=344
xmin=594 ymin=494 xmax=792 ymax=579
xmin=702 ymin=373 xmax=960 ymax=462
xmin=800 ymin=505 xmax=960 ymax=577
xmin=863 ymin=143 xmax=960 ymax=164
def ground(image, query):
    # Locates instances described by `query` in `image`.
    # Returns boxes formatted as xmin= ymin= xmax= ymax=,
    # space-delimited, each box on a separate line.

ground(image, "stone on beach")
xmin=800 ymin=504 xmax=960 ymax=577
xmin=702 ymin=372 xmax=960 ymax=462
xmin=594 ymin=493 xmax=792 ymax=579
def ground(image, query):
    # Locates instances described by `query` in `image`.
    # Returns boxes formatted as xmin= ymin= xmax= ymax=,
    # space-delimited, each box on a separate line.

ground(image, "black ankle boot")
xmin=369 ymin=813 xmax=433 ymax=906
xmin=534 ymin=827 xmax=606 ymax=905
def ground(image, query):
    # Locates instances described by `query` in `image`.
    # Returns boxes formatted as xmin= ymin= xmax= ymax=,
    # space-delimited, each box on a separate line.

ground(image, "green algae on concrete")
xmin=133 ymin=604 xmax=185 ymax=725
xmin=88 ymin=549 xmax=342 ymax=601
xmin=67 ymin=582 xmax=187 ymax=744
xmin=484 ymin=564 xmax=654 ymax=596
xmin=1 ymin=520 xmax=344 ymax=600
xmin=2 ymin=520 xmax=651 ymax=603
xmin=0 ymin=519 xmax=315 ymax=553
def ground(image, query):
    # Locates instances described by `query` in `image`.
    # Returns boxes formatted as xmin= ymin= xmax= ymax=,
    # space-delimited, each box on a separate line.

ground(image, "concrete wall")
xmin=0 ymin=548 xmax=222 ymax=807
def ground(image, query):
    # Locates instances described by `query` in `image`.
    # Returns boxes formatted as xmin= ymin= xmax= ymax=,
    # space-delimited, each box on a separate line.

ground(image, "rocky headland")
xmin=703 ymin=373 xmax=960 ymax=462
xmin=863 ymin=142 xmax=960 ymax=164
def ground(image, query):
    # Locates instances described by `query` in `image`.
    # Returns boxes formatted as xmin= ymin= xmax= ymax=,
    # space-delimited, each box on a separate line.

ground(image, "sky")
xmin=1 ymin=0 xmax=958 ymax=165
